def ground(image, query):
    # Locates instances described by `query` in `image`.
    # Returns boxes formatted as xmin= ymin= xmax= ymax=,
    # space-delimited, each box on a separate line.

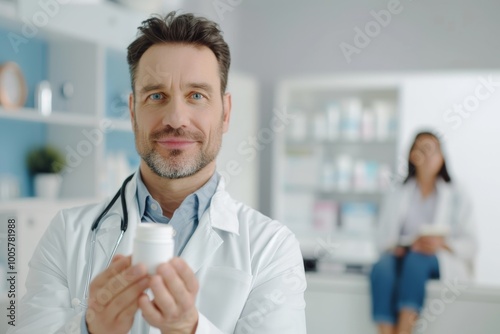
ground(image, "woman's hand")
xmin=393 ymin=246 xmax=407 ymax=257
xmin=411 ymin=236 xmax=446 ymax=255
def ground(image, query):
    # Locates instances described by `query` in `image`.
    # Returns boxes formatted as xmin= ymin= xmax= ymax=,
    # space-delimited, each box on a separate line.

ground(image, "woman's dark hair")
xmin=403 ymin=131 xmax=452 ymax=183
xmin=127 ymin=11 xmax=231 ymax=95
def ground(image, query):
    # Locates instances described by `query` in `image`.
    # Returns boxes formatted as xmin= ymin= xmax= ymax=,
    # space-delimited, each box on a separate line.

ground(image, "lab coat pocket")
xmin=197 ymin=266 xmax=253 ymax=332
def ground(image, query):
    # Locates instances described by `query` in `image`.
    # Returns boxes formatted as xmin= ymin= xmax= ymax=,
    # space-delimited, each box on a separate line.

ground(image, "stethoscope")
xmin=75 ymin=173 xmax=135 ymax=309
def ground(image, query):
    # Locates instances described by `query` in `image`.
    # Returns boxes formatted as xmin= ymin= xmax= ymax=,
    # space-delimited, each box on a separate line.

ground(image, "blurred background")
xmin=1 ymin=0 xmax=500 ymax=332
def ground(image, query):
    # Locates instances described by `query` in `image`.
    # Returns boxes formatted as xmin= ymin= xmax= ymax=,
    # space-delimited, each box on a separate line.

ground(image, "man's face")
xmin=130 ymin=43 xmax=231 ymax=179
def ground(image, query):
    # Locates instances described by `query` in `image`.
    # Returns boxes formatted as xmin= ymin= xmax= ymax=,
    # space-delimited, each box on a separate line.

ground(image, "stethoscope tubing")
xmin=80 ymin=173 xmax=135 ymax=308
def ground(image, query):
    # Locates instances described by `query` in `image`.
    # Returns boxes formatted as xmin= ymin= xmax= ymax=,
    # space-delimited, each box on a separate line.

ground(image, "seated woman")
xmin=370 ymin=131 xmax=477 ymax=334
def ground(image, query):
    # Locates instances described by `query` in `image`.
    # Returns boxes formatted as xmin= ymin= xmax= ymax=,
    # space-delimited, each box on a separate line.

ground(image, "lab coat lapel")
xmin=181 ymin=178 xmax=239 ymax=274
xmin=180 ymin=212 xmax=223 ymax=274
xmin=94 ymin=174 xmax=141 ymax=271
xmin=397 ymin=180 xmax=416 ymax=230
xmin=433 ymin=180 xmax=452 ymax=226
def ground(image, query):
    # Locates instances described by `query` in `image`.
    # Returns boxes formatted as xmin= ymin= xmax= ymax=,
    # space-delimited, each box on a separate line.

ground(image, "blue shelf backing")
xmin=0 ymin=26 xmax=48 ymax=108
xmin=105 ymin=48 xmax=131 ymax=119
xmin=0 ymin=120 xmax=47 ymax=197
xmin=0 ymin=25 xmax=48 ymax=198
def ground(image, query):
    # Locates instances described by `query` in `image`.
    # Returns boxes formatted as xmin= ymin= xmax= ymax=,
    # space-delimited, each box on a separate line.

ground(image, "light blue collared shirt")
xmin=82 ymin=170 xmax=220 ymax=333
xmin=135 ymin=170 xmax=220 ymax=256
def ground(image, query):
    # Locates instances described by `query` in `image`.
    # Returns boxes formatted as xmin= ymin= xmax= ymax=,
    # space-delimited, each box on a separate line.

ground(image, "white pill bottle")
xmin=132 ymin=223 xmax=175 ymax=274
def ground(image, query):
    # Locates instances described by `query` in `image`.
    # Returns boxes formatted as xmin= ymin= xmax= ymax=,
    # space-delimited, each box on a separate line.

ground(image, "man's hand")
xmin=86 ymin=255 xmax=150 ymax=334
xmin=139 ymin=257 xmax=199 ymax=334
xmin=412 ymin=236 xmax=446 ymax=255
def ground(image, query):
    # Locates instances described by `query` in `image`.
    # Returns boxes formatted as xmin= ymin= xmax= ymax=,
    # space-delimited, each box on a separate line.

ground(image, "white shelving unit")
xmin=0 ymin=4 xmax=139 ymax=200
xmin=273 ymin=75 xmax=402 ymax=268
xmin=0 ymin=107 xmax=98 ymax=126
xmin=0 ymin=2 xmax=259 ymax=203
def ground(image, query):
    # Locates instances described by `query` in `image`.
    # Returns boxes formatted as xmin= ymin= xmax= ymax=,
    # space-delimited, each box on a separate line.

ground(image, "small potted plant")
xmin=26 ymin=145 xmax=66 ymax=198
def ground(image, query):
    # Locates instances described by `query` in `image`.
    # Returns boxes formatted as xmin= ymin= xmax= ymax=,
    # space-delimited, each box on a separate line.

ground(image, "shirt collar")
xmin=135 ymin=168 xmax=220 ymax=222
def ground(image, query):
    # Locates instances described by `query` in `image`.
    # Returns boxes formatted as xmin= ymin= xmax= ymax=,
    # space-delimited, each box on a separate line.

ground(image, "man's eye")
xmin=191 ymin=93 xmax=204 ymax=100
xmin=149 ymin=93 xmax=163 ymax=100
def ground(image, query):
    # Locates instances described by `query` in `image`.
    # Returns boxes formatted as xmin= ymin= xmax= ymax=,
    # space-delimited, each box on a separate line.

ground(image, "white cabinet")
xmin=305 ymin=273 xmax=500 ymax=334
xmin=273 ymin=75 xmax=401 ymax=267
xmin=0 ymin=199 xmax=91 ymax=300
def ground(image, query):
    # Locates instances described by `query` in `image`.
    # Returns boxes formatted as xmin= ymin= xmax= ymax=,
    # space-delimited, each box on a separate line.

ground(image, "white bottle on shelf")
xmin=325 ymin=103 xmax=341 ymax=141
xmin=353 ymin=159 xmax=366 ymax=192
xmin=373 ymin=100 xmax=394 ymax=141
xmin=35 ymin=81 xmax=52 ymax=117
xmin=321 ymin=161 xmax=336 ymax=192
xmin=341 ymin=98 xmax=362 ymax=141
xmin=336 ymin=155 xmax=353 ymax=192
xmin=361 ymin=108 xmax=376 ymax=141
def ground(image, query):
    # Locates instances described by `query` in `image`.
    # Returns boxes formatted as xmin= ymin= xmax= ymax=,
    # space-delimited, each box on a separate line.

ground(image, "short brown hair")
xmin=127 ymin=11 xmax=231 ymax=95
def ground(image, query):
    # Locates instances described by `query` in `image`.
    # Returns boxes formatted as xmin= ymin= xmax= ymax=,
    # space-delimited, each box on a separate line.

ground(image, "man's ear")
xmin=129 ymin=92 xmax=135 ymax=128
xmin=222 ymin=92 xmax=232 ymax=134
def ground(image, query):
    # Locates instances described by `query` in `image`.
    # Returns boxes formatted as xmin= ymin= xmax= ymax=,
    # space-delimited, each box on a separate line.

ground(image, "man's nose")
xmin=162 ymin=96 xmax=190 ymax=129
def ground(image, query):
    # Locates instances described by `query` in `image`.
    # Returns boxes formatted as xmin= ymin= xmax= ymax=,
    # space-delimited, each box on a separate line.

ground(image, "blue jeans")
xmin=369 ymin=251 xmax=440 ymax=324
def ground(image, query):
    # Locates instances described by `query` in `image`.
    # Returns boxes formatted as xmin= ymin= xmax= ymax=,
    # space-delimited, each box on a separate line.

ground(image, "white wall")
xmin=399 ymin=72 xmax=500 ymax=286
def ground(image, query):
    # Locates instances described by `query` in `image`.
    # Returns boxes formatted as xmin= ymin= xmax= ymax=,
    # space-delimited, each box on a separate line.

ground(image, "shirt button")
xmin=150 ymin=203 xmax=158 ymax=211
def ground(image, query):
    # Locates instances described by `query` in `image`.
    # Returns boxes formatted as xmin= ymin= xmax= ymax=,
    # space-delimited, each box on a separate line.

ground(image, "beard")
xmin=134 ymin=120 xmax=223 ymax=179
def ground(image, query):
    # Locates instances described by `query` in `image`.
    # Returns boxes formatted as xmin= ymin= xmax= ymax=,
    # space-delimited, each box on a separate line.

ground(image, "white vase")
xmin=34 ymin=173 xmax=63 ymax=199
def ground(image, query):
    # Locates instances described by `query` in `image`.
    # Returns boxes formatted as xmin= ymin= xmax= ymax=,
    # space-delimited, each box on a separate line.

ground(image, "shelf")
xmin=0 ymin=197 xmax=98 ymax=211
xmin=317 ymin=191 xmax=384 ymax=203
xmin=285 ymin=185 xmax=385 ymax=201
xmin=286 ymin=138 xmax=397 ymax=147
xmin=105 ymin=118 xmax=132 ymax=132
xmin=285 ymin=185 xmax=383 ymax=194
xmin=0 ymin=108 xmax=97 ymax=127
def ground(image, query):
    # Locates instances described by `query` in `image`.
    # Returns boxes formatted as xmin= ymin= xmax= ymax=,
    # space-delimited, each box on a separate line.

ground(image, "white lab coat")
xmin=9 ymin=174 xmax=307 ymax=334
xmin=375 ymin=179 xmax=477 ymax=281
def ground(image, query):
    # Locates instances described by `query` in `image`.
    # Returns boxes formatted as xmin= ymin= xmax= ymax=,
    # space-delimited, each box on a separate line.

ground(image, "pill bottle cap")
xmin=135 ymin=223 xmax=174 ymax=243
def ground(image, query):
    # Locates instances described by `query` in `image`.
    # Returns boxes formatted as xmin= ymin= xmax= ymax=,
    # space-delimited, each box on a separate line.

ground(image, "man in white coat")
xmin=9 ymin=12 xmax=306 ymax=334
